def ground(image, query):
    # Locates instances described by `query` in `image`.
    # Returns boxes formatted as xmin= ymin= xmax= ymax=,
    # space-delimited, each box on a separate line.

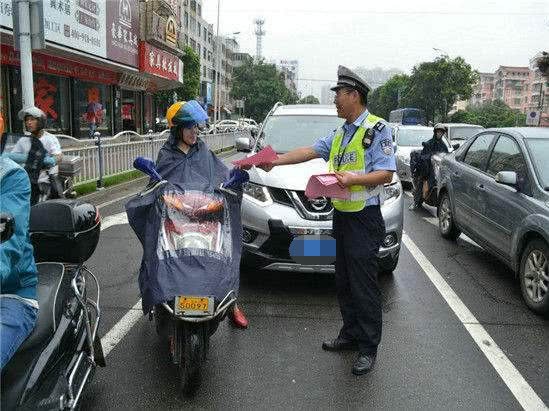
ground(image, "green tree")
xmin=231 ymin=60 xmax=299 ymax=122
xmin=177 ymin=46 xmax=201 ymax=101
xmin=450 ymin=100 xmax=526 ymax=127
xmin=403 ymin=56 xmax=478 ymax=123
xmin=368 ymin=74 xmax=410 ymax=119
xmin=154 ymin=47 xmax=201 ymax=109
xmin=298 ymin=95 xmax=320 ymax=104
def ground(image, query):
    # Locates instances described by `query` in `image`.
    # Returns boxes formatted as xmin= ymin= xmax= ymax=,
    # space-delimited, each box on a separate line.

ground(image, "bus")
xmin=389 ymin=108 xmax=426 ymax=125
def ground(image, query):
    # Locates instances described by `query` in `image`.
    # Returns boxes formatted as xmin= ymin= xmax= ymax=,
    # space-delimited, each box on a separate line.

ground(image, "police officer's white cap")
xmin=330 ymin=65 xmax=372 ymax=96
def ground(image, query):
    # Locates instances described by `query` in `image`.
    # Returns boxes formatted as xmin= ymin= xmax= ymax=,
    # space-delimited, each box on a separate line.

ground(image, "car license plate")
xmin=174 ymin=296 xmax=214 ymax=316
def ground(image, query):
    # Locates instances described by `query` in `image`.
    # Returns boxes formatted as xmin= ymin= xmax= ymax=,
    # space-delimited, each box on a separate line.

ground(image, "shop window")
xmin=8 ymin=68 xmax=71 ymax=135
xmin=73 ymin=80 xmax=112 ymax=139
xmin=121 ymin=89 xmax=142 ymax=133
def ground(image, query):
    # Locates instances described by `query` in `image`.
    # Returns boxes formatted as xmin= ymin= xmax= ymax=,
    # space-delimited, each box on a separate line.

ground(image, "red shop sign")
xmin=1 ymin=45 xmax=118 ymax=85
xmin=139 ymin=42 xmax=180 ymax=81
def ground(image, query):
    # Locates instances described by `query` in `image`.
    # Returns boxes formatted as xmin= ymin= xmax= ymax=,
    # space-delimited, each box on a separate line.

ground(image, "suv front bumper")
xmin=241 ymin=188 xmax=404 ymax=273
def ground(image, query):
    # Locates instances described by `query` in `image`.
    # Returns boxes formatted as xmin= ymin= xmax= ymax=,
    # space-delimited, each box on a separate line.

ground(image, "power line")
xmin=297 ymin=77 xmax=387 ymax=86
xmin=222 ymin=9 xmax=540 ymax=17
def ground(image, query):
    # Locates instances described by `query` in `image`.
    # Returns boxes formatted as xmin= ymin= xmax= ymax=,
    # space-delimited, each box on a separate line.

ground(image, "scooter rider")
xmin=12 ymin=107 xmax=63 ymax=204
xmin=0 ymin=114 xmax=39 ymax=370
xmin=409 ymin=123 xmax=449 ymax=210
xmin=156 ymin=100 xmax=249 ymax=329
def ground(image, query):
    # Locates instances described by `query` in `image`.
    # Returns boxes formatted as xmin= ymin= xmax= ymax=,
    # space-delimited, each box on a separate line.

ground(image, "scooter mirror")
xmin=0 ymin=212 xmax=15 ymax=243
xmin=133 ymin=157 xmax=163 ymax=181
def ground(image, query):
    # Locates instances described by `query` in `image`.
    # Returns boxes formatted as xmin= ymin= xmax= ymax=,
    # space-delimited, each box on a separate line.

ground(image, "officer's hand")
xmin=334 ymin=171 xmax=354 ymax=188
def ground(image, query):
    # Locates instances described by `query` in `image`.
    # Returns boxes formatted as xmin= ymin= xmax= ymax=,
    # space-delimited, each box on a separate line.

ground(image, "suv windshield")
xmin=525 ymin=138 xmax=549 ymax=190
xmin=398 ymin=128 xmax=433 ymax=146
xmin=258 ymin=115 xmax=343 ymax=153
xmin=451 ymin=126 xmax=482 ymax=141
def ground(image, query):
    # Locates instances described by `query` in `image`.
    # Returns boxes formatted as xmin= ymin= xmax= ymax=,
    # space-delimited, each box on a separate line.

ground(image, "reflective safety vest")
xmin=328 ymin=113 xmax=384 ymax=212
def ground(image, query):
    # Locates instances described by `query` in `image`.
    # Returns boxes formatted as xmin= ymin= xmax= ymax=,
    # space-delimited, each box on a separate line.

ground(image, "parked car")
xmin=238 ymin=103 xmax=404 ymax=274
xmin=392 ymin=125 xmax=434 ymax=185
xmin=238 ymin=118 xmax=259 ymax=136
xmin=439 ymin=123 xmax=484 ymax=144
xmin=214 ymin=119 xmax=239 ymax=133
xmin=436 ymin=127 xmax=549 ymax=316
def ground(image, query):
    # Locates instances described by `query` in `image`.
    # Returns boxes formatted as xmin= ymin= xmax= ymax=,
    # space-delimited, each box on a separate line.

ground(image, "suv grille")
xmin=270 ymin=187 xmax=293 ymax=206
xmin=294 ymin=191 xmax=333 ymax=214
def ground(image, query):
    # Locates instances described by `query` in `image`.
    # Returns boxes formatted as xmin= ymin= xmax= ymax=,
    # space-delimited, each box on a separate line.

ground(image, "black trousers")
xmin=333 ymin=205 xmax=385 ymax=355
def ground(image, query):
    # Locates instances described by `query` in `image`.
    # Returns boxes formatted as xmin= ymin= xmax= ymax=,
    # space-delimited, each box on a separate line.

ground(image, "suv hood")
xmin=248 ymin=158 xmax=328 ymax=190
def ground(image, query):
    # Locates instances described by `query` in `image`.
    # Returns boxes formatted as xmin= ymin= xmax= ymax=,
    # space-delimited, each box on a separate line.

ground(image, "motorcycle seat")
xmin=0 ymin=263 xmax=69 ymax=408
xmin=17 ymin=262 xmax=68 ymax=352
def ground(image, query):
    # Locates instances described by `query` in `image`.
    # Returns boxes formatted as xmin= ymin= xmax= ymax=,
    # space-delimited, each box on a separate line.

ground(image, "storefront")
xmin=1 ymin=45 xmax=118 ymax=138
xmin=0 ymin=0 xmax=184 ymax=138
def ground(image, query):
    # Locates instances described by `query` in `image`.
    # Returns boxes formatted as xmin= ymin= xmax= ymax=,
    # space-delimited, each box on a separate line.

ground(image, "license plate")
xmin=174 ymin=296 xmax=214 ymax=316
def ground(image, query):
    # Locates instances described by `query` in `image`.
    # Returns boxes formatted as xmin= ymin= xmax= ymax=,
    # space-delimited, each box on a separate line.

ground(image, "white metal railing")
xmin=60 ymin=130 xmax=248 ymax=185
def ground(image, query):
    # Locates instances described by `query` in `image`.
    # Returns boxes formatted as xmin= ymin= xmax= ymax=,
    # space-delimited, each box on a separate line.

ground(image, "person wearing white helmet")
xmin=409 ymin=123 xmax=449 ymax=210
xmin=11 ymin=107 xmax=63 ymax=204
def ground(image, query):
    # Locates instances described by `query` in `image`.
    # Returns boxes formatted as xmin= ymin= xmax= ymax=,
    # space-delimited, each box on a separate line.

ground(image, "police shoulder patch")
xmin=373 ymin=121 xmax=385 ymax=132
xmin=380 ymin=138 xmax=393 ymax=155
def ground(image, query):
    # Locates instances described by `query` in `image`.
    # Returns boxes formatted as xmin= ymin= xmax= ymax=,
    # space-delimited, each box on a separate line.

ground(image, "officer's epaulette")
xmin=373 ymin=121 xmax=385 ymax=132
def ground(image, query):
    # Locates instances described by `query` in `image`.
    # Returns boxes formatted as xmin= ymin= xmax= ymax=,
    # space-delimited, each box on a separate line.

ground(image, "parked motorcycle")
xmin=127 ymin=157 xmax=246 ymax=395
xmin=1 ymin=199 xmax=105 ymax=410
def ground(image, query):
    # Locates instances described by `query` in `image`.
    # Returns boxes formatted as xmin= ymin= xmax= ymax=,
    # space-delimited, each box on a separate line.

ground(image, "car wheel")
xmin=519 ymin=239 xmax=549 ymax=316
xmin=437 ymin=192 xmax=461 ymax=240
xmin=379 ymin=255 xmax=399 ymax=275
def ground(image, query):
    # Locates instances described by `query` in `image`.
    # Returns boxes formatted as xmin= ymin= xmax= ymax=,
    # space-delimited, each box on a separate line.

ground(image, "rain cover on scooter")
xmin=125 ymin=138 xmax=243 ymax=314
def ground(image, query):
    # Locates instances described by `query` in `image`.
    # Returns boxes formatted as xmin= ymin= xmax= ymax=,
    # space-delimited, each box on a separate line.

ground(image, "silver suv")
xmin=238 ymin=103 xmax=404 ymax=274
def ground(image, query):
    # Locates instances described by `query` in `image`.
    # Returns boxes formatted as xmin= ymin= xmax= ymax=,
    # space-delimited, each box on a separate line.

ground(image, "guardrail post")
xmin=94 ymin=131 xmax=105 ymax=190
xmin=148 ymin=129 xmax=154 ymax=160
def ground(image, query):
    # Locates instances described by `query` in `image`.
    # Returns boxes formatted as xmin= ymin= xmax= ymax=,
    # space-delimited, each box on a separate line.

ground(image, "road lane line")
xmin=402 ymin=233 xmax=547 ymax=411
xmin=101 ymin=299 xmax=144 ymax=357
xmin=97 ymin=192 xmax=137 ymax=209
xmin=100 ymin=212 xmax=129 ymax=231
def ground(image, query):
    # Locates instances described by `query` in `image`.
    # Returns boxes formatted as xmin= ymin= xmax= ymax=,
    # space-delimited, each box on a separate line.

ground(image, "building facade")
xmin=1 ymin=0 xmax=186 ymax=138
xmin=470 ymin=72 xmax=495 ymax=106
xmin=179 ymin=0 xmax=215 ymax=108
xmin=469 ymin=59 xmax=548 ymax=126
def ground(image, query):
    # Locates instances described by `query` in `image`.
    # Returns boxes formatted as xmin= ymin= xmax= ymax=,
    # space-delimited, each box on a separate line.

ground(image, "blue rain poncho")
xmin=125 ymin=132 xmax=243 ymax=314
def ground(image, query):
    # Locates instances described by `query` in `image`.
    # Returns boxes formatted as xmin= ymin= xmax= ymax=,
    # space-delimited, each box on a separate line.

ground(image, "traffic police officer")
xmin=257 ymin=66 xmax=396 ymax=375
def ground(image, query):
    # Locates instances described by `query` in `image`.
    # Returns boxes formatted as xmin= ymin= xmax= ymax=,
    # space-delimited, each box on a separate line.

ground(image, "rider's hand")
xmin=234 ymin=163 xmax=253 ymax=171
xmin=257 ymin=162 xmax=274 ymax=172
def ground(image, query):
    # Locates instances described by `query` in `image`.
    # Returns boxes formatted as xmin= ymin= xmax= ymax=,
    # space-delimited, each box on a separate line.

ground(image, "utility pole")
xmin=538 ymin=81 xmax=545 ymax=126
xmin=213 ymin=0 xmax=220 ymax=132
xmin=13 ymin=0 xmax=42 ymax=108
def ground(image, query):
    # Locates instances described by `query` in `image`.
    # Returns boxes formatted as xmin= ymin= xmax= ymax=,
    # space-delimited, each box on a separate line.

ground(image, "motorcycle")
xmin=1 ymin=199 xmax=104 ymax=410
xmin=127 ymin=157 xmax=246 ymax=395
xmin=5 ymin=152 xmax=81 ymax=202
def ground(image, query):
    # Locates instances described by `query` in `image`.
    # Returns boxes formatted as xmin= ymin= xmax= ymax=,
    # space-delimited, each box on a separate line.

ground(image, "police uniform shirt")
xmin=312 ymin=109 xmax=396 ymax=206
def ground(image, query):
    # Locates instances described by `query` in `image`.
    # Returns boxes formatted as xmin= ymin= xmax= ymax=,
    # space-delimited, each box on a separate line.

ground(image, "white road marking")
xmin=421 ymin=217 xmax=481 ymax=248
xmin=402 ymin=233 xmax=547 ymax=411
xmin=97 ymin=192 xmax=137 ymax=209
xmin=101 ymin=299 xmax=143 ymax=357
xmin=100 ymin=212 xmax=129 ymax=231
xmin=97 ymin=213 xmax=141 ymax=357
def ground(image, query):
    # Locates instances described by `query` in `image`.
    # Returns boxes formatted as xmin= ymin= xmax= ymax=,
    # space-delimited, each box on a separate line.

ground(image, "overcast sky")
xmin=203 ymin=0 xmax=549 ymax=97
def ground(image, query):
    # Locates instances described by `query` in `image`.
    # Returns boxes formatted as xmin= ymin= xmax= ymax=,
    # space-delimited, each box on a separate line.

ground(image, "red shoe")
xmin=230 ymin=306 xmax=249 ymax=329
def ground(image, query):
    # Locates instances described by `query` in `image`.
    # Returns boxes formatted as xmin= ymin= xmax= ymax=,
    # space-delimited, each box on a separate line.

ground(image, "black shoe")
xmin=352 ymin=353 xmax=376 ymax=375
xmin=322 ymin=337 xmax=358 ymax=352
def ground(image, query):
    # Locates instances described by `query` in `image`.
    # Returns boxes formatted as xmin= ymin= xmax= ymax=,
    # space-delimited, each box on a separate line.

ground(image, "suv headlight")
xmin=243 ymin=182 xmax=273 ymax=206
xmin=384 ymin=182 xmax=401 ymax=204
